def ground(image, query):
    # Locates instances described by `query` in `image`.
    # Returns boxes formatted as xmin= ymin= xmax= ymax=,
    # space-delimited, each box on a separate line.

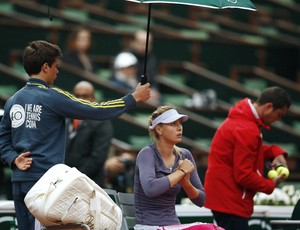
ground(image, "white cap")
xmin=149 ymin=109 xmax=188 ymax=129
xmin=113 ymin=52 xmax=138 ymax=69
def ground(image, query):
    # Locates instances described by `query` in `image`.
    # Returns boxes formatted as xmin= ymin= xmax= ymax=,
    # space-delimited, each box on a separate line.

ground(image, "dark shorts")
xmin=212 ymin=210 xmax=249 ymax=230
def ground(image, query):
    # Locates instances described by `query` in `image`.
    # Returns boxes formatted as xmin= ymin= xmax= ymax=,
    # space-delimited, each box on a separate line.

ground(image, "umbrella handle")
xmin=140 ymin=3 xmax=151 ymax=85
xmin=140 ymin=74 xmax=147 ymax=85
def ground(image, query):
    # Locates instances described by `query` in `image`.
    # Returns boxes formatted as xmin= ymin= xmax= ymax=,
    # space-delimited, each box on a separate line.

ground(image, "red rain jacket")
xmin=204 ymin=98 xmax=286 ymax=218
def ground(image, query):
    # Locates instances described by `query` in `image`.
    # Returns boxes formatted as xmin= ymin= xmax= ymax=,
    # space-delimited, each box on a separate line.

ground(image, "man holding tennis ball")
xmin=205 ymin=87 xmax=291 ymax=230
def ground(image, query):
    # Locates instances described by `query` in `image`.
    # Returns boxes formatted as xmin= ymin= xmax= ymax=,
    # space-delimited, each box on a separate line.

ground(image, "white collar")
xmin=248 ymin=99 xmax=259 ymax=119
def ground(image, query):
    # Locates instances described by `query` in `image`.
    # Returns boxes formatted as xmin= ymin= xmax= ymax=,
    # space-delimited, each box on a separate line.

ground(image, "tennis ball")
xmin=276 ymin=165 xmax=284 ymax=174
xmin=268 ymin=169 xmax=278 ymax=179
xmin=276 ymin=166 xmax=290 ymax=179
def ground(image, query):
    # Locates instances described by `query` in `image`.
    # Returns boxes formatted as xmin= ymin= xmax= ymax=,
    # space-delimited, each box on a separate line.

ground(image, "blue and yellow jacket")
xmin=0 ymin=78 xmax=136 ymax=182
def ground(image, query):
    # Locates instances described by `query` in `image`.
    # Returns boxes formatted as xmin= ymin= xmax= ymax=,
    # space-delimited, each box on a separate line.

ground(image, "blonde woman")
xmin=134 ymin=105 xmax=206 ymax=230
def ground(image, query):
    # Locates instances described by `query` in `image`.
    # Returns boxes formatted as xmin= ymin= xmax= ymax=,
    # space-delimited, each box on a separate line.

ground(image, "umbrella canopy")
xmin=126 ymin=0 xmax=256 ymax=84
xmin=127 ymin=0 xmax=256 ymax=11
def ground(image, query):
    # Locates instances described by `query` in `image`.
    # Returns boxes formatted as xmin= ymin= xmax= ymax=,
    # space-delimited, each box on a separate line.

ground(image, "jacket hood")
xmin=228 ymin=98 xmax=270 ymax=130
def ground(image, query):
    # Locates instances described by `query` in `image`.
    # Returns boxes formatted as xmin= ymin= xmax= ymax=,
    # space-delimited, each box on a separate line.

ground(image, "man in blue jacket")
xmin=0 ymin=40 xmax=151 ymax=230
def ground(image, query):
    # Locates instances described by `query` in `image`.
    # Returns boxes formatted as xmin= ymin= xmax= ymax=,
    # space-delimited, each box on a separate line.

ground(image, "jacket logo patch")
xmin=10 ymin=104 xmax=42 ymax=129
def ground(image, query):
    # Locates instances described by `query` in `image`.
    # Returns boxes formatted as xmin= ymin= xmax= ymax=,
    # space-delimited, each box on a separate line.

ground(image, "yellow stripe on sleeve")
xmin=53 ymin=87 xmax=126 ymax=108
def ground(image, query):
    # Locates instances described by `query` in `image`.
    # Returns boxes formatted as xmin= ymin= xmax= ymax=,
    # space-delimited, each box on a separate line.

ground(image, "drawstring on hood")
xmin=47 ymin=0 xmax=53 ymax=21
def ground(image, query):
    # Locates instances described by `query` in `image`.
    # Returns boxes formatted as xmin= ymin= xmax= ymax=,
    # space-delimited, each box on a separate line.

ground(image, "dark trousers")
xmin=12 ymin=181 xmax=37 ymax=230
xmin=212 ymin=210 xmax=249 ymax=230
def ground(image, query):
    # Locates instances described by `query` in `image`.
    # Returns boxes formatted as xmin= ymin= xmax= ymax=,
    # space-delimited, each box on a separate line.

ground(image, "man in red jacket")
xmin=204 ymin=86 xmax=291 ymax=230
